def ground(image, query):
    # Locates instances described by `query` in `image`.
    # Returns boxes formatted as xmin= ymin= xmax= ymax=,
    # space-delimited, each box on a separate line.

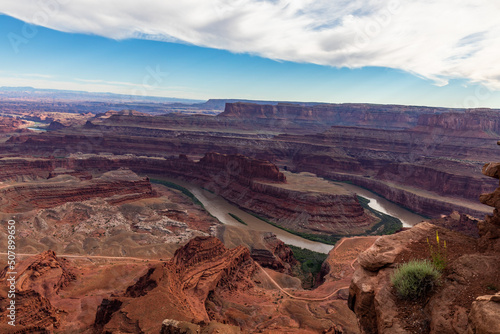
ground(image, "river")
xmin=332 ymin=182 xmax=426 ymax=228
xmin=158 ymin=176 xmax=425 ymax=254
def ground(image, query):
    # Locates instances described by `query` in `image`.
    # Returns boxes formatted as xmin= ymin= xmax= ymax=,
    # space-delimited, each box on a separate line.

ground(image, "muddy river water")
xmin=161 ymin=177 xmax=426 ymax=254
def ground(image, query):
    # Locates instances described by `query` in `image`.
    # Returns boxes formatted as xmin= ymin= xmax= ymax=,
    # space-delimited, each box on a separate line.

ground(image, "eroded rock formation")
xmin=250 ymin=232 xmax=298 ymax=274
xmin=0 ymin=250 xmax=75 ymax=331
xmin=478 ymin=162 xmax=500 ymax=252
xmin=220 ymin=102 xmax=451 ymax=130
xmin=0 ymin=116 xmax=28 ymax=133
xmin=93 ymin=236 xmax=257 ymax=333
xmin=428 ymin=211 xmax=480 ymax=238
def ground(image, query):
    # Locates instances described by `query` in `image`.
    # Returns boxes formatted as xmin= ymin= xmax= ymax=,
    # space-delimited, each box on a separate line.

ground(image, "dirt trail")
xmin=257 ymin=263 xmax=349 ymax=301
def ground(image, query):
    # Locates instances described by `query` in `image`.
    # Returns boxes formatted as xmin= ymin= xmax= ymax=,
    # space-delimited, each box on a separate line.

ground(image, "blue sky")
xmin=1 ymin=1 xmax=500 ymax=108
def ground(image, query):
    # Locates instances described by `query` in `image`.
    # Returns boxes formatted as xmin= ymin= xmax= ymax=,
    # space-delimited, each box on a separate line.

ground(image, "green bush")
xmin=288 ymin=244 xmax=327 ymax=274
xmin=391 ymin=260 xmax=441 ymax=299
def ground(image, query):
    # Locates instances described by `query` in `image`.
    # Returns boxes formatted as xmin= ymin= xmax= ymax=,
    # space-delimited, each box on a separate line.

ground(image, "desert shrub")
xmin=288 ymin=245 xmax=327 ymax=274
xmin=391 ymin=260 xmax=441 ymax=299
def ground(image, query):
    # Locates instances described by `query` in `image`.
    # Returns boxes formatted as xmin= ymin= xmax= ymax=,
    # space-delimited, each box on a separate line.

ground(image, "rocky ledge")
xmin=0 ymin=116 xmax=28 ymax=133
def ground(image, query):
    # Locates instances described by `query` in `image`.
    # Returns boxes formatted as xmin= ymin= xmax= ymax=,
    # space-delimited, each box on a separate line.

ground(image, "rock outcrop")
xmin=250 ymin=232 xmax=298 ymax=274
xmin=428 ymin=211 xmax=480 ymax=237
xmin=160 ymin=318 xmax=241 ymax=334
xmin=468 ymin=292 xmax=500 ymax=334
xmin=479 ymin=162 xmax=500 ymax=252
xmin=0 ymin=250 xmax=75 ymax=331
xmin=348 ymin=149 xmax=500 ymax=333
xmin=317 ymin=171 xmax=492 ymax=219
xmin=199 ymin=152 xmax=286 ymax=183
xmin=93 ymin=236 xmax=256 ymax=333
xmin=0 ymin=116 xmax=28 ymax=133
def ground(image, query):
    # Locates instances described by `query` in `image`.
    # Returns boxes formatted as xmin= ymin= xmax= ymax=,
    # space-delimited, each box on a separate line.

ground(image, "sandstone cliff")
xmin=172 ymin=154 xmax=375 ymax=235
xmin=287 ymin=124 xmax=497 ymax=218
xmin=316 ymin=171 xmax=492 ymax=219
xmin=4 ymin=105 xmax=498 ymax=222
xmin=249 ymin=232 xmax=298 ymax=274
xmin=220 ymin=102 xmax=456 ymax=130
xmin=417 ymin=109 xmax=500 ymax=134
xmin=4 ymin=103 xmax=498 ymax=221
xmin=0 ymin=116 xmax=28 ymax=133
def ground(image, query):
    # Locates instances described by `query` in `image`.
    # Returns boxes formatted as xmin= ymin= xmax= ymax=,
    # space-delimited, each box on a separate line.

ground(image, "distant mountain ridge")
xmin=0 ymin=86 xmax=204 ymax=104
xmin=0 ymin=86 xmax=327 ymax=113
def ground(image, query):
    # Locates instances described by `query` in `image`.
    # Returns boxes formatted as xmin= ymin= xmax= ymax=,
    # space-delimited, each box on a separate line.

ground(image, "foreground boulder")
xmin=468 ymin=292 xmax=500 ymax=334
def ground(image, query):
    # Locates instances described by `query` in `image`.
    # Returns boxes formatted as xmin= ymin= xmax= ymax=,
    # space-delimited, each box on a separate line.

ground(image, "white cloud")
xmin=2 ymin=0 xmax=500 ymax=89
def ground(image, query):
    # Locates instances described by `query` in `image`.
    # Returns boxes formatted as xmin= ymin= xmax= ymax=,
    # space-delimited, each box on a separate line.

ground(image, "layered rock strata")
xmin=249 ymin=232 xmax=298 ymax=274
xmin=0 ymin=116 xmax=28 ymax=133
xmin=4 ymin=104 xmax=498 ymax=219
xmin=220 ymin=102 xmax=456 ymax=130
xmin=0 ymin=168 xmax=154 ymax=212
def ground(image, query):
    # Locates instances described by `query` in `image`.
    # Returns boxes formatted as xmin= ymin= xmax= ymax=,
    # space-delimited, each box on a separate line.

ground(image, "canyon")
xmin=0 ymin=153 xmax=379 ymax=237
xmin=0 ymin=99 xmax=499 ymax=333
xmin=0 ymin=116 xmax=28 ymax=134
xmin=2 ymin=102 xmax=496 ymax=221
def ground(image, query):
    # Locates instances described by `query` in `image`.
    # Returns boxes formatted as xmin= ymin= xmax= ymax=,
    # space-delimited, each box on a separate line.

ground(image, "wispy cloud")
xmin=2 ymin=0 xmax=500 ymax=89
